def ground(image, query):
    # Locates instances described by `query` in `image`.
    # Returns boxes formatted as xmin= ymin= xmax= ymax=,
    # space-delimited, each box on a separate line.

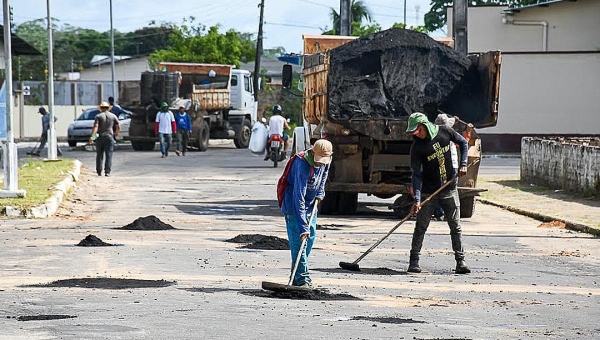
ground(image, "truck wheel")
xmin=392 ymin=194 xmax=414 ymax=218
xmin=337 ymin=193 xmax=358 ymax=214
xmin=319 ymin=192 xmax=339 ymax=215
xmin=131 ymin=141 xmax=143 ymax=151
xmin=460 ymin=196 xmax=476 ymax=218
xmin=196 ymin=121 xmax=210 ymax=151
xmin=234 ymin=118 xmax=251 ymax=149
xmin=141 ymin=142 xmax=156 ymax=151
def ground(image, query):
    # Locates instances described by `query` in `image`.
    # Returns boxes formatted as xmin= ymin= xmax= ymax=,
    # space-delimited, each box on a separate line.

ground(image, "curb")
xmin=4 ymin=160 xmax=82 ymax=219
xmin=478 ymin=198 xmax=600 ymax=237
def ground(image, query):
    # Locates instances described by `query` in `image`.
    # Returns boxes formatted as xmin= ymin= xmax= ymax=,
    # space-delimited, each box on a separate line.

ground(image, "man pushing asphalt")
xmin=406 ymin=112 xmax=471 ymax=274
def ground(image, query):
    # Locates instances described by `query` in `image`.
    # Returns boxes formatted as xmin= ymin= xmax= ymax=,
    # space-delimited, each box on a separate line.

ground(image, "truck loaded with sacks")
xmin=284 ymin=28 xmax=501 ymax=218
xmin=126 ymin=62 xmax=256 ymax=151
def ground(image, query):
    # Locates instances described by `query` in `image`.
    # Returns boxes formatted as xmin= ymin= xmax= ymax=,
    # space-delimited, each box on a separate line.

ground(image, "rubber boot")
xmin=407 ymin=255 xmax=421 ymax=273
xmin=455 ymin=260 xmax=471 ymax=274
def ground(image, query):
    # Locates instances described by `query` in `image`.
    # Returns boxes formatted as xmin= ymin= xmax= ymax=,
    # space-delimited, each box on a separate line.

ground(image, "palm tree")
xmin=327 ymin=0 xmax=372 ymax=35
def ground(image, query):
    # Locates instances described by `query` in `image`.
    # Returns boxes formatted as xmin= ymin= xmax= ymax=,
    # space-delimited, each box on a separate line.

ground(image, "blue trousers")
xmin=158 ymin=133 xmax=172 ymax=155
xmin=285 ymin=212 xmax=317 ymax=285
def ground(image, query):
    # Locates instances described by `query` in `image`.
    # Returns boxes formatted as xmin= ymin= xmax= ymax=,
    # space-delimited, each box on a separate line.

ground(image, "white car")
xmin=67 ymin=108 xmax=131 ymax=147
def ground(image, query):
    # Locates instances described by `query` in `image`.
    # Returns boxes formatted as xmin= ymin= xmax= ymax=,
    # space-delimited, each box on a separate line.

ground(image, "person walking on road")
xmin=89 ymin=101 xmax=120 ymax=177
xmin=155 ymin=102 xmax=176 ymax=158
xmin=30 ymin=107 xmax=62 ymax=157
xmin=280 ymin=139 xmax=333 ymax=288
xmin=405 ymin=112 xmax=471 ymax=274
xmin=174 ymin=105 xmax=192 ymax=156
xmin=264 ymin=104 xmax=291 ymax=160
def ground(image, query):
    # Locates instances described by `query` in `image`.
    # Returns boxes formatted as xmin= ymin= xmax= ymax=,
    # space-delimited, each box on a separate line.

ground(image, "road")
xmin=1 ymin=143 xmax=599 ymax=339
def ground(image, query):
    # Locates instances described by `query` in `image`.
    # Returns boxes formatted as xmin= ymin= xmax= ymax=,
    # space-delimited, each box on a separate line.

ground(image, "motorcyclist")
xmin=264 ymin=104 xmax=291 ymax=160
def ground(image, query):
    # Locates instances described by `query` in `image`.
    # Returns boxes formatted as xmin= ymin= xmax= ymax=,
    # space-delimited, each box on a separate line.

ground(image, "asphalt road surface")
xmin=1 ymin=143 xmax=598 ymax=339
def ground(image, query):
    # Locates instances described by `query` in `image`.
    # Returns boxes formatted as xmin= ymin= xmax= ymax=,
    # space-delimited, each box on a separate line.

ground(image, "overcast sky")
xmin=8 ymin=0 xmax=445 ymax=54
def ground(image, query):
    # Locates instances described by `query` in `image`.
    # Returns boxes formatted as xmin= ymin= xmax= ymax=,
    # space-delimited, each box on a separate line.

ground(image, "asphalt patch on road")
xmin=225 ymin=234 xmax=289 ymax=250
xmin=25 ymin=278 xmax=176 ymax=289
xmin=245 ymin=288 xmax=362 ymax=301
xmin=76 ymin=234 xmax=114 ymax=246
xmin=118 ymin=215 xmax=176 ymax=230
xmin=316 ymin=224 xmax=343 ymax=230
xmin=13 ymin=315 xmax=77 ymax=322
xmin=351 ymin=316 xmax=424 ymax=324
xmin=314 ymin=267 xmax=406 ymax=275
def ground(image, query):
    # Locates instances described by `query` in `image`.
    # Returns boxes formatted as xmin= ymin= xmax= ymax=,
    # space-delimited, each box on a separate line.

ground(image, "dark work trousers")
xmin=176 ymin=130 xmax=189 ymax=154
xmin=410 ymin=188 xmax=465 ymax=261
xmin=95 ymin=135 xmax=115 ymax=175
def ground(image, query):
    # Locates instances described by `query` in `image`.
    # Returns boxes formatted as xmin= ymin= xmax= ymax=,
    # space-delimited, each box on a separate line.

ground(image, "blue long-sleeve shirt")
xmin=175 ymin=112 xmax=193 ymax=132
xmin=280 ymin=156 xmax=329 ymax=234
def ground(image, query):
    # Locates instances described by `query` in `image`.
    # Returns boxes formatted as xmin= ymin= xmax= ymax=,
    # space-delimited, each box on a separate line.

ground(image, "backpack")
xmin=276 ymin=151 xmax=313 ymax=207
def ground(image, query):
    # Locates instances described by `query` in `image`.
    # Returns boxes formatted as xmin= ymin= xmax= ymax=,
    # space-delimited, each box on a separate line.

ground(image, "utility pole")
xmin=403 ymin=0 xmax=407 ymax=26
xmin=252 ymin=0 xmax=264 ymax=102
xmin=340 ymin=0 xmax=351 ymax=36
xmin=453 ymin=0 xmax=468 ymax=56
xmin=110 ymin=0 xmax=117 ymax=102
xmin=1 ymin=0 xmax=25 ymax=197
xmin=46 ymin=0 xmax=58 ymax=160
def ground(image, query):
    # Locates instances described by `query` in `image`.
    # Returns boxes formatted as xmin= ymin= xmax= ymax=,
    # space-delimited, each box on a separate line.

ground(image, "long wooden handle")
xmin=287 ymin=202 xmax=318 ymax=285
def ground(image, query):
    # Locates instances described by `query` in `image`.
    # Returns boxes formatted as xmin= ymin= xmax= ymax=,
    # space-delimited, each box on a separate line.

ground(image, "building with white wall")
xmin=447 ymin=0 xmax=600 ymax=152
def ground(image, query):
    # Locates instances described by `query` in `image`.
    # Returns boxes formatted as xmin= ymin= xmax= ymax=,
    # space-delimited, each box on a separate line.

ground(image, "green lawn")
xmin=0 ymin=158 xmax=76 ymax=211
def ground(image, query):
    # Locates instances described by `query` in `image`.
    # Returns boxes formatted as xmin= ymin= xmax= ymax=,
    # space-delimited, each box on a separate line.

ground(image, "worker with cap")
xmin=406 ymin=112 xmax=471 ymax=274
xmin=155 ymin=102 xmax=176 ymax=158
xmin=89 ymin=101 xmax=120 ymax=176
xmin=280 ymin=139 xmax=333 ymax=288
xmin=31 ymin=106 xmax=62 ymax=157
xmin=174 ymin=105 xmax=192 ymax=156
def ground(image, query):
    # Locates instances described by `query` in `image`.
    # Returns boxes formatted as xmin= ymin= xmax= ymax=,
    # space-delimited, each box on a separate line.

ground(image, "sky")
xmin=8 ymin=0 xmax=445 ymax=54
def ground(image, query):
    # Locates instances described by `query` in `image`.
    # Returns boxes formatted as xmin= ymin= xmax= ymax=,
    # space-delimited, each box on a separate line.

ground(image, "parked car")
xmin=67 ymin=108 xmax=131 ymax=147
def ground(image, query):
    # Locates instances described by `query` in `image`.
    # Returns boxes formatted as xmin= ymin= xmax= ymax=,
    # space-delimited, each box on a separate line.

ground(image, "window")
xmin=244 ymin=75 xmax=252 ymax=93
xmin=230 ymin=75 xmax=238 ymax=87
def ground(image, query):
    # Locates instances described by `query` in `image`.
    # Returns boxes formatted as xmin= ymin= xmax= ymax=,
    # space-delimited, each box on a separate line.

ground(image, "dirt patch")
xmin=537 ymin=220 xmax=566 ymax=228
xmin=76 ymin=234 xmax=114 ymax=247
xmin=245 ymin=289 xmax=361 ymax=301
xmin=226 ymin=234 xmax=289 ymax=250
xmin=26 ymin=278 xmax=176 ymax=289
xmin=315 ymin=267 xmax=406 ymax=275
xmin=118 ymin=215 xmax=175 ymax=230
xmin=15 ymin=315 xmax=77 ymax=322
xmin=351 ymin=316 xmax=424 ymax=324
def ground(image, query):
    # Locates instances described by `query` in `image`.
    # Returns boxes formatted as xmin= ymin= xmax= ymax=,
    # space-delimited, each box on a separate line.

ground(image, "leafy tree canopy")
xmin=148 ymin=18 xmax=255 ymax=69
xmin=424 ymin=0 xmax=542 ymax=32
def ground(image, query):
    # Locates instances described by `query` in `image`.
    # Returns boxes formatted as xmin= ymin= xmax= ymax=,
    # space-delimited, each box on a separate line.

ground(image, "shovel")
xmin=262 ymin=202 xmax=318 ymax=292
xmin=339 ymin=176 xmax=457 ymax=271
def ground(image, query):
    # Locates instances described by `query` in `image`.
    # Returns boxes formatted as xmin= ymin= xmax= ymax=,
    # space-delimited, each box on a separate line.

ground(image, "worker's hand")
xmin=300 ymin=233 xmax=310 ymax=242
xmin=459 ymin=165 xmax=468 ymax=177
xmin=88 ymin=138 xmax=94 ymax=145
xmin=316 ymin=197 xmax=323 ymax=205
xmin=410 ymin=202 xmax=421 ymax=215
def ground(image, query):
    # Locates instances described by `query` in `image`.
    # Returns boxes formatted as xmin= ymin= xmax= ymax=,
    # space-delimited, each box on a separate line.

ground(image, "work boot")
xmin=175 ymin=150 xmax=181 ymax=156
xmin=455 ymin=260 xmax=471 ymax=274
xmin=407 ymin=256 xmax=421 ymax=273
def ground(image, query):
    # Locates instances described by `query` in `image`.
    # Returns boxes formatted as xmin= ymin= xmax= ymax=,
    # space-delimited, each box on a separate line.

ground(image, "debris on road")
xmin=76 ymin=234 xmax=114 ymax=246
xmin=537 ymin=220 xmax=567 ymax=228
xmin=26 ymin=278 xmax=176 ymax=289
xmin=119 ymin=215 xmax=175 ymax=230
xmin=226 ymin=234 xmax=289 ymax=250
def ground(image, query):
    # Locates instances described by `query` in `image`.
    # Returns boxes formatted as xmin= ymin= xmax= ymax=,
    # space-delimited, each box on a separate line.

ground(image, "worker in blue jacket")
xmin=174 ymin=105 xmax=193 ymax=156
xmin=280 ymin=139 xmax=333 ymax=288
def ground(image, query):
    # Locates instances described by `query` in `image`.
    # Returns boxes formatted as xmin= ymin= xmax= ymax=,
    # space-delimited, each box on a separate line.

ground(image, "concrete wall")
xmin=521 ymin=137 xmax=600 ymax=195
xmin=448 ymin=2 xmax=600 ymax=53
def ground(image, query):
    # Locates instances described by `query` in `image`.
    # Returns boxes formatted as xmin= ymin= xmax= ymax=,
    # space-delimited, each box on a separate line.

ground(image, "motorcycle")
xmin=267 ymin=134 xmax=286 ymax=167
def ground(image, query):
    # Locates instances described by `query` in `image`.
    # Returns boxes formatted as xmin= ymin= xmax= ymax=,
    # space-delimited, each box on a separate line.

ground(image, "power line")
xmin=265 ymin=22 xmax=322 ymax=29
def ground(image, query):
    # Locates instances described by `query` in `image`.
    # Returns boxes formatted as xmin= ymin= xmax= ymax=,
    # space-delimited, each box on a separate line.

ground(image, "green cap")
xmin=161 ymin=102 xmax=169 ymax=108
xmin=406 ymin=112 xmax=439 ymax=138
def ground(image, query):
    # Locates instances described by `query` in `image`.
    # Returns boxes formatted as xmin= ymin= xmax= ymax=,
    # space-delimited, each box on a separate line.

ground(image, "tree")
xmin=324 ymin=0 xmax=373 ymax=35
xmin=424 ymin=0 xmax=542 ymax=32
xmin=149 ymin=19 xmax=255 ymax=68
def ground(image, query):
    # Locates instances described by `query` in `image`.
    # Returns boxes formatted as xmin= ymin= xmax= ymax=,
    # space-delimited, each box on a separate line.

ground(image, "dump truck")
xmin=284 ymin=28 xmax=501 ymax=217
xmin=125 ymin=62 xmax=257 ymax=151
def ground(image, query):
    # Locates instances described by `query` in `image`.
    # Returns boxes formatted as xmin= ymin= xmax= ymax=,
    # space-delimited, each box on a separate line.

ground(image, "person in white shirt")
xmin=264 ymin=104 xmax=291 ymax=160
xmin=154 ymin=102 xmax=176 ymax=158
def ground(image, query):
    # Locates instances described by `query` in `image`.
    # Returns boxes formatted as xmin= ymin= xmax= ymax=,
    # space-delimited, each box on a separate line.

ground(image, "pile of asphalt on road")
xmin=246 ymin=288 xmax=361 ymax=301
xmin=119 ymin=215 xmax=175 ymax=230
xmin=225 ymin=234 xmax=289 ymax=250
xmin=76 ymin=234 xmax=114 ymax=246
xmin=327 ymin=27 xmax=492 ymax=124
xmin=25 ymin=278 xmax=176 ymax=289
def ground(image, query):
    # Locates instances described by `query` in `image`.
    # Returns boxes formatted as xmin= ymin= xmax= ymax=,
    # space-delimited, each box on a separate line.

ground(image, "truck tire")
xmin=460 ymin=196 xmax=476 ymax=218
xmin=234 ymin=118 xmax=252 ymax=149
xmin=337 ymin=193 xmax=358 ymax=214
xmin=131 ymin=141 xmax=143 ymax=151
xmin=196 ymin=121 xmax=210 ymax=151
xmin=392 ymin=194 xmax=414 ymax=218
xmin=141 ymin=142 xmax=156 ymax=151
xmin=319 ymin=192 xmax=339 ymax=215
